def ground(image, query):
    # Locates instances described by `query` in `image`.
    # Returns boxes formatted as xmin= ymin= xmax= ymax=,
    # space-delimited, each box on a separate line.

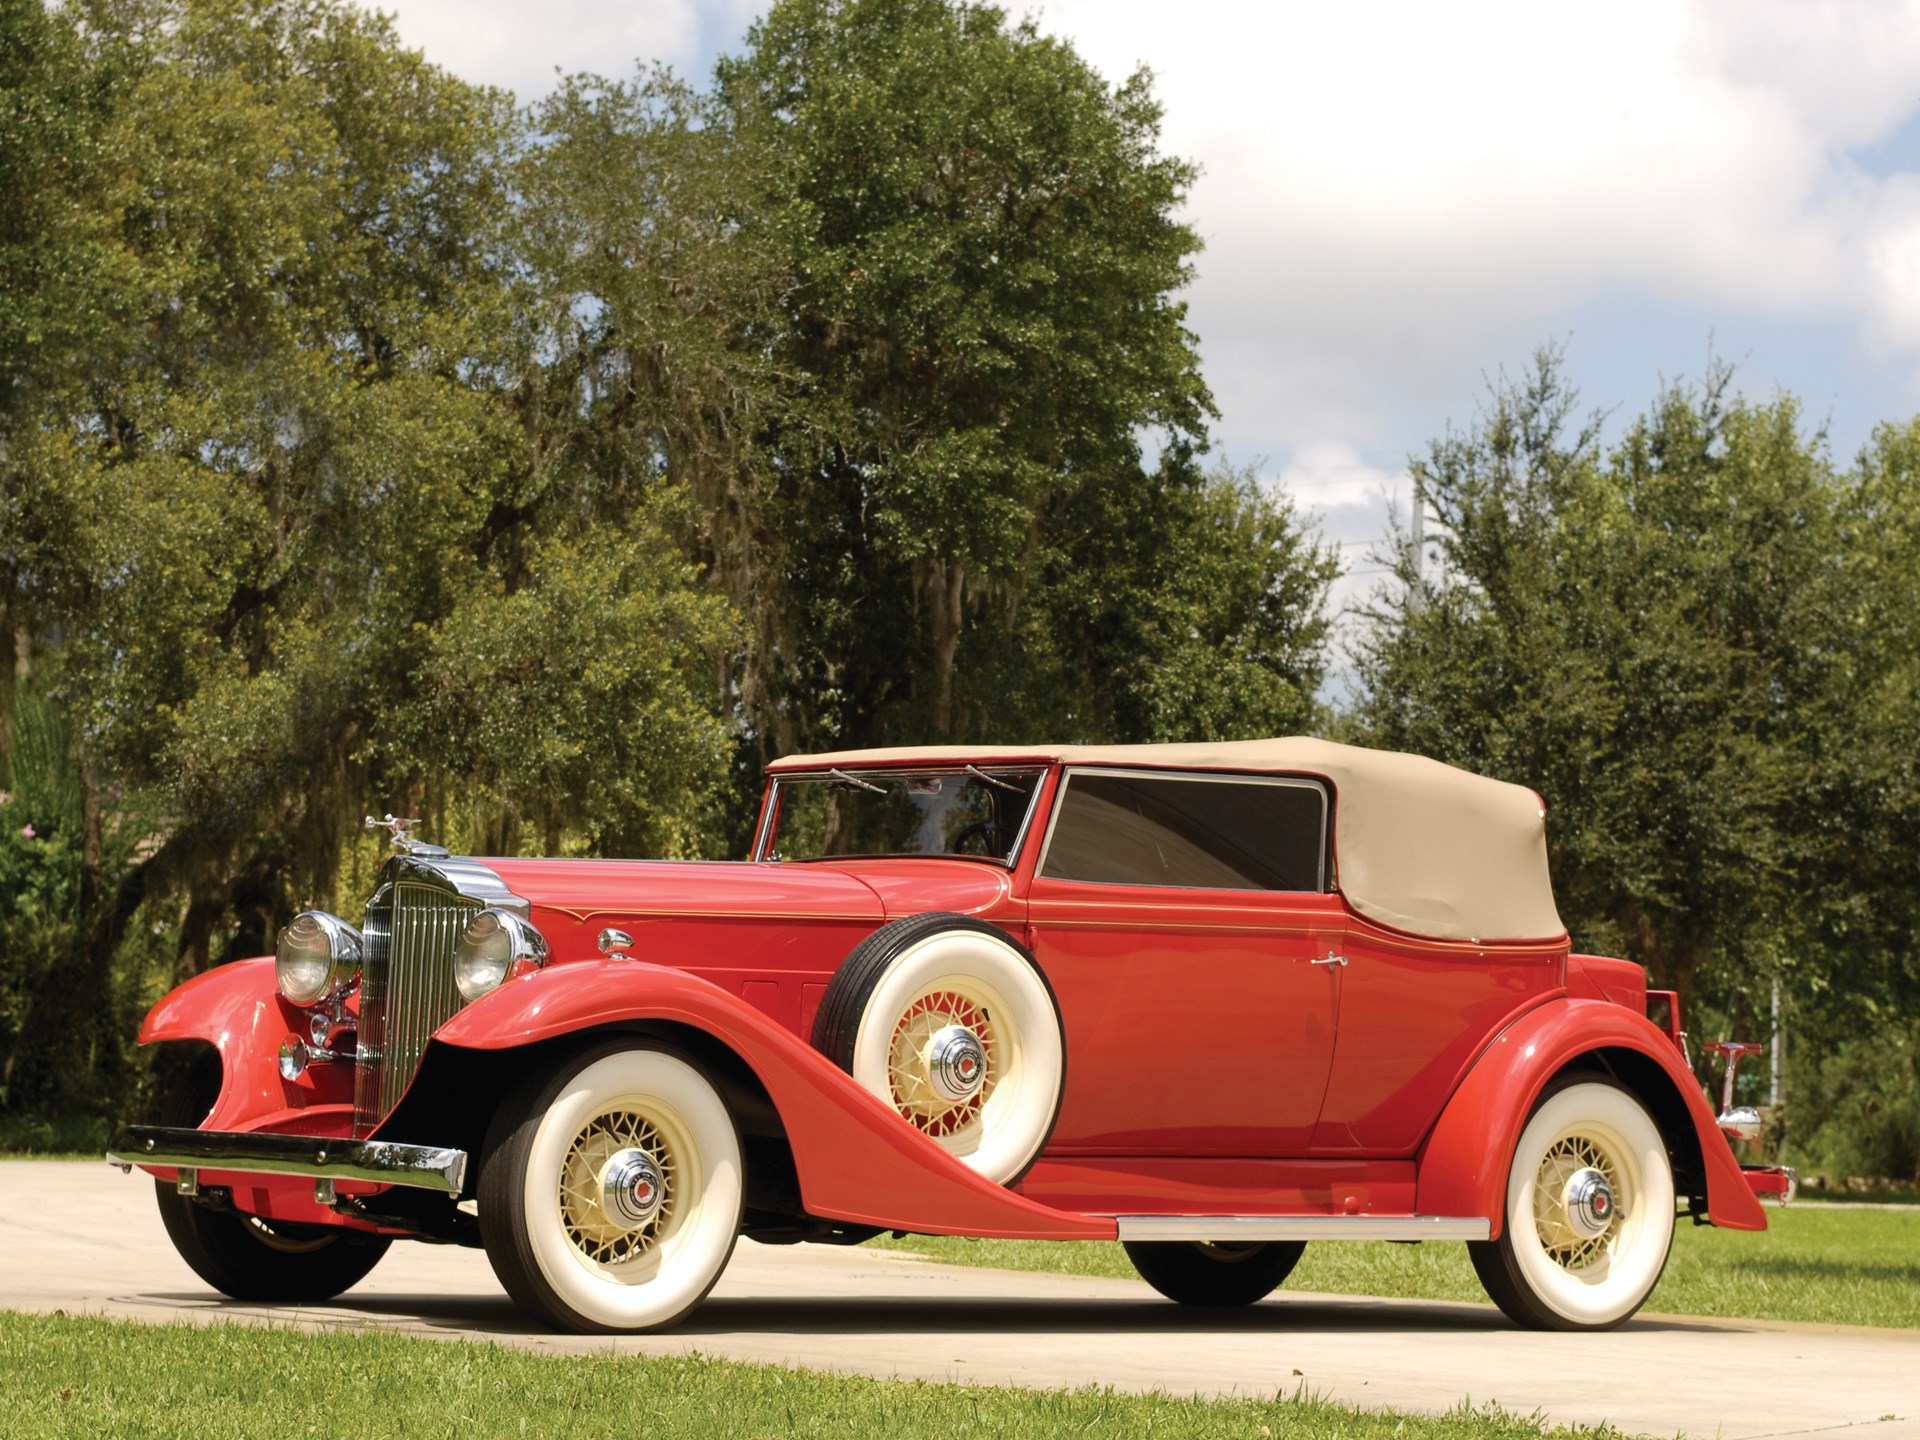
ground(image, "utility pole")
xmin=1769 ymin=975 xmax=1784 ymax=1109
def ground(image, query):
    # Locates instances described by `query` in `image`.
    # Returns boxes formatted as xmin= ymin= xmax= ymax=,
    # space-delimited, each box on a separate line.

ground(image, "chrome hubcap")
xmin=926 ymin=1025 xmax=987 ymax=1103
xmin=601 ymin=1147 xmax=665 ymax=1228
xmin=1562 ymin=1167 xmax=1615 ymax=1239
xmin=888 ymin=991 xmax=999 ymax=1138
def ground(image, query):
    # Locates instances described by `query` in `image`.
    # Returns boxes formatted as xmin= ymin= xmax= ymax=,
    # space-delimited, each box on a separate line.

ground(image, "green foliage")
xmin=1 ymin=0 xmax=1338 ymax=1131
xmin=1352 ymin=349 xmax=1911 ymax=1023
xmin=704 ymin=0 xmax=1263 ymax=750
xmin=0 ymin=693 xmax=82 ymax=1111
xmin=0 ymin=0 xmax=738 ymax=1124
xmin=1785 ymin=1018 xmax=1920 ymax=1185
xmin=1350 ymin=348 xmax=1920 ymax=1174
xmin=994 ymin=463 xmax=1336 ymax=742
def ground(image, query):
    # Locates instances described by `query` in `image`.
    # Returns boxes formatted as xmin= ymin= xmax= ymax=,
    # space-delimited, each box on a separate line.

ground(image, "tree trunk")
xmin=924 ymin=558 xmax=966 ymax=740
xmin=0 ymin=598 xmax=16 ymax=788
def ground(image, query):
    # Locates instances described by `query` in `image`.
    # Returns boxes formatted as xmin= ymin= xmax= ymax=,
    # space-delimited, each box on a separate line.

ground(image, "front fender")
xmin=431 ymin=960 xmax=1113 ymax=1241
xmin=1415 ymin=997 xmax=1766 ymax=1236
xmin=136 ymin=958 xmax=353 ymax=1135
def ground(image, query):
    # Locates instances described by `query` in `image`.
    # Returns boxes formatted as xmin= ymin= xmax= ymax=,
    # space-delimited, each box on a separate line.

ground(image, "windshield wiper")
xmin=828 ymin=768 xmax=886 ymax=794
xmin=965 ymin=764 xmax=1022 ymax=793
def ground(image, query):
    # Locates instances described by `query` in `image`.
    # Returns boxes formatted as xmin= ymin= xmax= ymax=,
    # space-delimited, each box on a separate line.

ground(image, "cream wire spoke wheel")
xmin=815 ymin=913 xmax=1064 ymax=1185
xmin=886 ymin=988 xmax=998 ymax=1139
xmin=557 ymin=1110 xmax=677 ymax=1267
xmin=480 ymin=1044 xmax=742 ymax=1333
xmin=1531 ymin=1134 xmax=1617 ymax=1271
xmin=1469 ymin=1078 xmax=1675 ymax=1330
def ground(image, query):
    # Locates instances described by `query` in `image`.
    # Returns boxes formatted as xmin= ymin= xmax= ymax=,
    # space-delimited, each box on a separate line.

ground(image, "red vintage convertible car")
xmin=111 ymin=738 xmax=1789 ymax=1332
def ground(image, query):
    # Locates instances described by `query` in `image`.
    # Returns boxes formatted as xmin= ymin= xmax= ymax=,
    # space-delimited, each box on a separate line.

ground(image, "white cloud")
xmin=368 ymin=0 xmax=1920 ymax=473
xmin=1272 ymin=442 xmax=1404 ymax=516
xmin=1018 ymin=0 xmax=1920 ymax=449
xmin=374 ymin=0 xmax=763 ymax=102
xmin=1264 ymin=444 xmax=1411 ymax=682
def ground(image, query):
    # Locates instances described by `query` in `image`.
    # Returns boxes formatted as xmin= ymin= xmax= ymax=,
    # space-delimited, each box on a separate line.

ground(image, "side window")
xmin=1038 ymin=769 xmax=1327 ymax=891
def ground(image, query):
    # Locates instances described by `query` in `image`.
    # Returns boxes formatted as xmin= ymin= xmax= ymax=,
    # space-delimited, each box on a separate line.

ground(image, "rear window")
xmin=1038 ymin=769 xmax=1327 ymax=892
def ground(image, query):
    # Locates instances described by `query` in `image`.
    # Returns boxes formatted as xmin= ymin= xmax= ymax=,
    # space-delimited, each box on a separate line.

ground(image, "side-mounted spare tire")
xmin=812 ymin=912 xmax=1064 ymax=1185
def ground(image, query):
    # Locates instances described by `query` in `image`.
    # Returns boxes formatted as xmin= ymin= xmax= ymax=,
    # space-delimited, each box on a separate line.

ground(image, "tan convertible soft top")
xmin=768 ymin=736 xmax=1566 ymax=944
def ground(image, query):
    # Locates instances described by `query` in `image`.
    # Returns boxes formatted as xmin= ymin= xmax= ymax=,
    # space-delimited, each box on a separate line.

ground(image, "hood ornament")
xmin=365 ymin=813 xmax=450 ymax=858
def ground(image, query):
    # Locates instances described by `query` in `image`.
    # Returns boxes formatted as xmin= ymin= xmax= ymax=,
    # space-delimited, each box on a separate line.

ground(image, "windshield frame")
xmin=754 ymin=764 xmax=1050 ymax=868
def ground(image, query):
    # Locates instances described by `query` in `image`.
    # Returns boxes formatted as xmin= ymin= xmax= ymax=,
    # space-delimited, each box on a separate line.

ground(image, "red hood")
xmin=483 ymin=856 xmax=1011 ymax=923
xmin=812 ymin=858 xmax=1013 ymax=918
xmin=478 ymin=856 xmax=1015 ymax=973
xmin=482 ymin=858 xmax=884 ymax=925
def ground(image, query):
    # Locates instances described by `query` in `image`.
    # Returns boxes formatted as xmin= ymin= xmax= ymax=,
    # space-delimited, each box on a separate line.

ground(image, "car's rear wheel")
xmin=813 ymin=912 xmax=1064 ymax=1185
xmin=479 ymin=1041 xmax=743 ymax=1333
xmin=152 ymin=1049 xmax=391 ymax=1302
xmin=1468 ymin=1077 xmax=1676 ymax=1330
xmin=1123 ymin=1239 xmax=1306 ymax=1306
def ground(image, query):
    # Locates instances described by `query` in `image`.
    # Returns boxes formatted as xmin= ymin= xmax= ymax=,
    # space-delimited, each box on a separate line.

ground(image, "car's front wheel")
xmin=1468 ymin=1077 xmax=1676 ymax=1330
xmin=151 ymin=1051 xmax=391 ymax=1302
xmin=156 ymin=1184 xmax=393 ymax=1301
xmin=478 ymin=1041 xmax=744 ymax=1333
xmin=1122 ymin=1239 xmax=1306 ymax=1306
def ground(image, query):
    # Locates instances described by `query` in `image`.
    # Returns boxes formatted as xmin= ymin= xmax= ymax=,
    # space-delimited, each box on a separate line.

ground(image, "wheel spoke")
xmin=557 ymin=1105 xmax=677 ymax=1268
xmin=885 ymin=987 xmax=1001 ymax=1137
xmin=1534 ymin=1133 xmax=1623 ymax=1272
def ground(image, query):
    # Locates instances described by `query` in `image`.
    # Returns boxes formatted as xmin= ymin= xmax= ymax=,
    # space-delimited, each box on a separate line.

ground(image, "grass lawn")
xmin=874 ymin=1205 xmax=1920 ymax=1329
xmin=0 ymin=1311 xmax=1634 ymax=1440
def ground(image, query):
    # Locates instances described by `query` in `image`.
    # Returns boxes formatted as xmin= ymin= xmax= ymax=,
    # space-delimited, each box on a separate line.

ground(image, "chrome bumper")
xmin=108 ymin=1126 xmax=467 ymax=1195
xmin=1741 ymin=1163 xmax=1797 ymax=1205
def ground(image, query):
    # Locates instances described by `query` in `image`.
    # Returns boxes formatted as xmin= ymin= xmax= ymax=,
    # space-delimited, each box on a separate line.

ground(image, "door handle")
xmin=1310 ymin=952 xmax=1348 ymax=968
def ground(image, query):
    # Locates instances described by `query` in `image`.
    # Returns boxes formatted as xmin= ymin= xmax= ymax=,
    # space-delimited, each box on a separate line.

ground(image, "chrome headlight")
xmin=454 ymin=908 xmax=547 ymax=1003
xmin=275 ymin=911 xmax=363 ymax=1006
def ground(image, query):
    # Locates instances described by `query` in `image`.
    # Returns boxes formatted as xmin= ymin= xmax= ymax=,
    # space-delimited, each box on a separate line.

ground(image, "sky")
xmin=373 ymin=0 xmax=1920 ymax=647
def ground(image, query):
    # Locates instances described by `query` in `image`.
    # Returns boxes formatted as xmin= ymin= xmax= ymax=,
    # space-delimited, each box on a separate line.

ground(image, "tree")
xmin=711 ymin=0 xmax=1229 ymax=752
xmin=522 ymin=0 xmax=1338 ymax=803
xmin=0 ymin=0 xmax=733 ymax=1125
xmin=1354 ymin=350 xmax=1862 ymax=1022
xmin=0 ymin=0 xmax=1340 ymax=1131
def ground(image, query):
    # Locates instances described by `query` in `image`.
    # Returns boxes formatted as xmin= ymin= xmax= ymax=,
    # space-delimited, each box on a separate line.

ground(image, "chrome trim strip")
xmin=1036 ymin=767 xmax=1331 ymax=893
xmin=109 ymin=1127 xmax=468 ymax=1195
xmin=417 ymin=856 xmax=530 ymax=918
xmin=759 ymin=766 xmax=1048 ymax=869
xmin=1000 ymin=768 xmax=1048 ymax=870
xmin=751 ymin=791 xmax=780 ymax=861
xmin=356 ymin=855 xmax=515 ymax=1135
xmin=1114 ymin=1214 xmax=1491 ymax=1242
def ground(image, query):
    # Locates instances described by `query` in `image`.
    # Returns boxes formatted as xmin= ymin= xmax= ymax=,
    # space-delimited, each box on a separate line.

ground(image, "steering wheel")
xmin=949 ymin=820 xmax=1012 ymax=856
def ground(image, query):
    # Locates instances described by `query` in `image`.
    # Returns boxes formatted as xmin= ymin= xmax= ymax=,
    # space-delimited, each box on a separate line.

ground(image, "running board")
xmin=1116 ymin=1214 xmax=1490 ymax=1242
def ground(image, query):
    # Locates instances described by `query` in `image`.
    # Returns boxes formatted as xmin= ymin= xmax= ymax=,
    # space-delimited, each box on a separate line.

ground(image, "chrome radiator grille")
xmin=353 ymin=879 xmax=478 ymax=1135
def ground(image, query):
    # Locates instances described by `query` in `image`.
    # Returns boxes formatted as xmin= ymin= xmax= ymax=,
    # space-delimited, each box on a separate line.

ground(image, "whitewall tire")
xmin=813 ymin=913 xmax=1064 ymax=1185
xmin=1468 ymin=1077 xmax=1676 ymax=1330
xmin=479 ymin=1042 xmax=743 ymax=1333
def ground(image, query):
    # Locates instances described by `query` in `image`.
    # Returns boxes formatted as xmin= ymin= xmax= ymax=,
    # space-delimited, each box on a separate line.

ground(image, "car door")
xmin=1023 ymin=767 xmax=1343 ymax=1156
xmin=1308 ymin=921 xmax=1564 ymax=1155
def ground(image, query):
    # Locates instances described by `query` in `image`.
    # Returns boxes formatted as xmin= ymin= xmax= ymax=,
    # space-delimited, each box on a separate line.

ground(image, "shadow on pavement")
xmin=113 ymin=1288 xmax=1735 ymax=1340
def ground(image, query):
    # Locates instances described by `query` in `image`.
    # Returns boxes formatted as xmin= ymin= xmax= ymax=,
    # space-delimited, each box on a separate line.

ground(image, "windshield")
xmin=762 ymin=767 xmax=1045 ymax=864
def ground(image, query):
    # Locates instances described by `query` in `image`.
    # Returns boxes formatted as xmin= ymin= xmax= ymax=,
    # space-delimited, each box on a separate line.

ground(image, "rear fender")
xmin=137 ymin=957 xmax=353 ymax=1134
xmin=1416 ymin=996 xmax=1766 ymax=1236
xmin=428 ymin=960 xmax=1112 ymax=1240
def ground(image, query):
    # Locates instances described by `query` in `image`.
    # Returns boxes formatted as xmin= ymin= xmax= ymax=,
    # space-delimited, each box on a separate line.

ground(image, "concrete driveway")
xmin=2 ymin=1161 xmax=1914 ymax=1439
